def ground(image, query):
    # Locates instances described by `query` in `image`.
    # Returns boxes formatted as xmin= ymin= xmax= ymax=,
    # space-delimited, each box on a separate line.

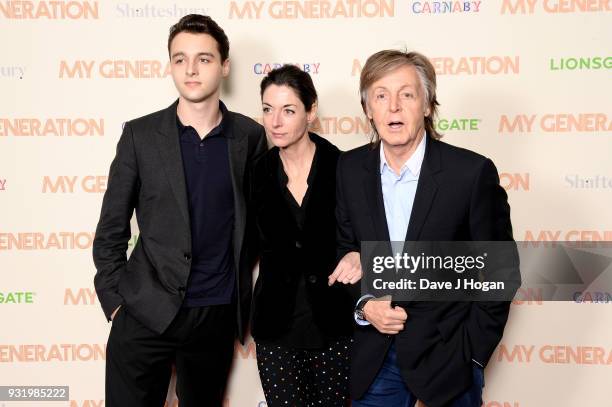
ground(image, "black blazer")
xmin=250 ymin=133 xmax=354 ymax=344
xmin=336 ymin=137 xmax=520 ymax=407
xmin=93 ymin=100 xmax=267 ymax=340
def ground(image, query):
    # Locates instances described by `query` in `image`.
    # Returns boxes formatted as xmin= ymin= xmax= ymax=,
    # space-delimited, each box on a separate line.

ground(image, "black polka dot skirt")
xmin=255 ymin=337 xmax=352 ymax=407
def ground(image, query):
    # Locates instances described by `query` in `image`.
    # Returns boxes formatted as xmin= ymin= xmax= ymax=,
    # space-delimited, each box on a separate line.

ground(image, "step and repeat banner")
xmin=1 ymin=1 xmax=611 ymax=406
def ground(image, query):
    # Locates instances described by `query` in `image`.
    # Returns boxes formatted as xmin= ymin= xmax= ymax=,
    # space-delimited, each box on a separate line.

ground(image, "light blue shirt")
xmin=355 ymin=134 xmax=426 ymax=325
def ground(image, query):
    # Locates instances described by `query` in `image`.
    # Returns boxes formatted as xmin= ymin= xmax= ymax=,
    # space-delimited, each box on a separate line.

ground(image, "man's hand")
xmin=328 ymin=251 xmax=362 ymax=285
xmin=110 ymin=305 xmax=121 ymax=321
xmin=363 ymin=297 xmax=407 ymax=335
xmin=415 ymin=400 xmax=428 ymax=407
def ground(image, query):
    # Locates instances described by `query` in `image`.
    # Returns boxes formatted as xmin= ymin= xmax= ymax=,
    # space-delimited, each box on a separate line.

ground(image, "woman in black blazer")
xmin=250 ymin=65 xmax=359 ymax=406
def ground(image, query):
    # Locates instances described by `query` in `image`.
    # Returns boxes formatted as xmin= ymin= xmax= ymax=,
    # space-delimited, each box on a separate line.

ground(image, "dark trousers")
xmin=106 ymin=304 xmax=235 ymax=407
xmin=255 ymin=338 xmax=352 ymax=407
xmin=352 ymin=343 xmax=484 ymax=407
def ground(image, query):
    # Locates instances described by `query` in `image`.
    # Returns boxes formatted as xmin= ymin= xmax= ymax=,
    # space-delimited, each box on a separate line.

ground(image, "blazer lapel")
xmin=154 ymin=100 xmax=191 ymax=230
xmin=226 ymin=115 xmax=248 ymax=263
xmin=363 ymin=144 xmax=391 ymax=242
xmin=405 ymin=138 xmax=441 ymax=241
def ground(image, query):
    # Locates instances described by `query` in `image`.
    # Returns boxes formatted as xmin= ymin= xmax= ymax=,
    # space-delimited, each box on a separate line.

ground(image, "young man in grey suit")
xmin=93 ymin=14 xmax=267 ymax=407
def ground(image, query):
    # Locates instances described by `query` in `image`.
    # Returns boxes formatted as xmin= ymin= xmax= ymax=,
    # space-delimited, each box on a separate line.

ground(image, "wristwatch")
xmin=355 ymin=297 xmax=371 ymax=321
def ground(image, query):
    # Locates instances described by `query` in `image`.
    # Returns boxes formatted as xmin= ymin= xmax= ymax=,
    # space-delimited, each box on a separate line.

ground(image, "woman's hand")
xmin=328 ymin=251 xmax=362 ymax=285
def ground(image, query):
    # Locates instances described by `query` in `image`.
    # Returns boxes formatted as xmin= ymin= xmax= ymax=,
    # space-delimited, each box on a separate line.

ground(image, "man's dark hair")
xmin=260 ymin=65 xmax=318 ymax=112
xmin=168 ymin=14 xmax=230 ymax=62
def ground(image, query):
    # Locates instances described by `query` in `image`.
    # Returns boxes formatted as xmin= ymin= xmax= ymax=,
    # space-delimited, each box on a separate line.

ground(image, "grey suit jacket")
xmin=93 ymin=100 xmax=267 ymax=340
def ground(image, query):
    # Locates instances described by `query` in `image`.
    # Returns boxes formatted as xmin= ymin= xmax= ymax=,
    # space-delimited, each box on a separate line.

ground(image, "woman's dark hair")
xmin=260 ymin=65 xmax=318 ymax=112
xmin=168 ymin=14 xmax=229 ymax=62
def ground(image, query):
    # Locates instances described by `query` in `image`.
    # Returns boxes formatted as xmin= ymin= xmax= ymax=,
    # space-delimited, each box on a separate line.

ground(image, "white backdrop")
xmin=1 ymin=1 xmax=611 ymax=406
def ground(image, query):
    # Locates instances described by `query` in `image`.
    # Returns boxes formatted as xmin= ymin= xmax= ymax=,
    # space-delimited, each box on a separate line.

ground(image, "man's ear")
xmin=364 ymin=102 xmax=373 ymax=120
xmin=222 ymin=58 xmax=230 ymax=77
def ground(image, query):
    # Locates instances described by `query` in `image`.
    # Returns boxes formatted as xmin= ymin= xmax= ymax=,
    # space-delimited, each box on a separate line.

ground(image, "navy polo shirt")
xmin=177 ymin=101 xmax=235 ymax=307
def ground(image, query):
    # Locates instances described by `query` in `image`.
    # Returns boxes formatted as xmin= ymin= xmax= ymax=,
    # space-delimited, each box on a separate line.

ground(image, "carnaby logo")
xmin=574 ymin=291 xmax=611 ymax=303
xmin=410 ymin=1 xmax=482 ymax=14
xmin=0 ymin=344 xmax=106 ymax=362
xmin=254 ymin=62 xmax=320 ymax=75
xmin=351 ymin=56 xmax=519 ymax=76
xmin=59 ymin=60 xmax=171 ymax=79
xmin=565 ymin=174 xmax=612 ymax=189
xmin=498 ymin=113 xmax=612 ymax=133
xmin=499 ymin=173 xmax=530 ymax=191
xmin=434 ymin=118 xmax=480 ymax=131
xmin=115 ymin=3 xmax=208 ymax=18
xmin=496 ymin=344 xmax=612 ymax=365
xmin=501 ymin=0 xmax=611 ymax=14
xmin=0 ymin=232 xmax=96 ymax=250
xmin=0 ymin=65 xmax=26 ymax=79
xmin=523 ymin=230 xmax=612 ymax=241
xmin=550 ymin=56 xmax=612 ymax=71
xmin=229 ymin=0 xmax=395 ymax=19
xmin=0 ymin=1 xmax=99 ymax=19
xmin=0 ymin=178 xmax=6 ymax=191
xmin=42 ymin=176 xmax=107 ymax=193
xmin=0 ymin=118 xmax=104 ymax=137
xmin=0 ymin=291 xmax=35 ymax=304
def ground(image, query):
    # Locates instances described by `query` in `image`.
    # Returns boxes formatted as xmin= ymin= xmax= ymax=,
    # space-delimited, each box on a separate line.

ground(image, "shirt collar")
xmin=176 ymin=100 xmax=229 ymax=137
xmin=379 ymin=132 xmax=427 ymax=177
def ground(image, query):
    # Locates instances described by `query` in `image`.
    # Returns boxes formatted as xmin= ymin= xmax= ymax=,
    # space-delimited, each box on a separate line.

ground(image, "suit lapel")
xmin=154 ymin=100 xmax=191 ymax=230
xmin=226 ymin=114 xmax=248 ymax=263
xmin=405 ymin=138 xmax=441 ymax=241
xmin=363 ymin=144 xmax=391 ymax=242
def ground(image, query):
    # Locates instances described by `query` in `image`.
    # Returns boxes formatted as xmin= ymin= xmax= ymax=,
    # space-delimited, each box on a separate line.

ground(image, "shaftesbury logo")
xmin=0 ymin=1 xmax=100 ymax=19
xmin=565 ymin=174 xmax=612 ymax=189
xmin=115 ymin=3 xmax=208 ymax=18
xmin=0 ymin=65 xmax=26 ymax=79
xmin=501 ymin=0 xmax=611 ymax=13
